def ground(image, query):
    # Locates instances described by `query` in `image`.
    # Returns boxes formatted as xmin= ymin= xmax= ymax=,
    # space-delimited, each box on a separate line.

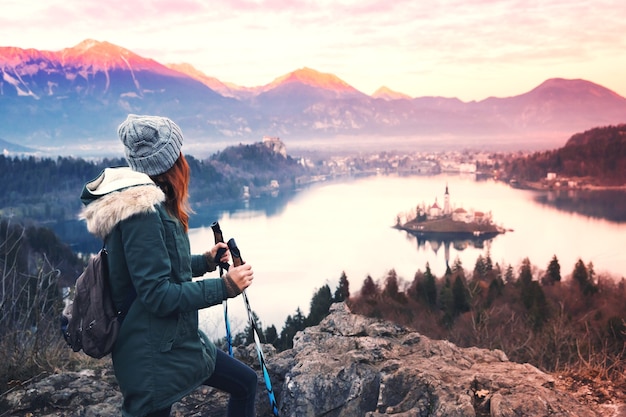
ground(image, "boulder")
xmin=272 ymin=303 xmax=598 ymax=417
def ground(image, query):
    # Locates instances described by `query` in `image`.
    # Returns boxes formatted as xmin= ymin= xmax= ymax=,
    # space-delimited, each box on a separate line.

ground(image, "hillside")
xmin=498 ymin=124 xmax=626 ymax=186
xmin=0 ymin=138 xmax=309 ymax=227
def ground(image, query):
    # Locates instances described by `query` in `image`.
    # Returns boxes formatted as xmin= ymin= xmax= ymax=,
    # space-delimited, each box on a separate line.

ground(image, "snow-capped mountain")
xmin=1 ymin=39 xmax=626 ymax=153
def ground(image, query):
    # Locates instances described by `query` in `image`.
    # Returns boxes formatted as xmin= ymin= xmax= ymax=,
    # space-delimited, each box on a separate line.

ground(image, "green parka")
xmin=79 ymin=167 xmax=228 ymax=417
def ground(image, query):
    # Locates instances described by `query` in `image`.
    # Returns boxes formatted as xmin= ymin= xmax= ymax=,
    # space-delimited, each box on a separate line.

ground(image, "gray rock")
xmin=274 ymin=303 xmax=597 ymax=417
xmin=1 ymin=303 xmax=604 ymax=417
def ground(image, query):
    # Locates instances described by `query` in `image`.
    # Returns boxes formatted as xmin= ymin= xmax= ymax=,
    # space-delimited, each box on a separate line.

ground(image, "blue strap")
xmin=243 ymin=290 xmax=279 ymax=416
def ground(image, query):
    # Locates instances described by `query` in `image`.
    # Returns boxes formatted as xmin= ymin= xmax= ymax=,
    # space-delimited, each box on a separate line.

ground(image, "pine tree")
xmin=473 ymin=254 xmax=487 ymax=280
xmin=439 ymin=276 xmax=454 ymax=327
xmin=587 ymin=261 xmax=595 ymax=287
xmin=504 ymin=264 xmax=515 ymax=284
xmin=507 ymin=258 xmax=549 ymax=330
xmin=264 ymin=325 xmax=279 ymax=347
xmin=334 ymin=271 xmax=350 ymax=302
xmin=382 ymin=269 xmax=401 ymax=301
xmin=452 ymin=275 xmax=470 ymax=315
xmin=524 ymin=281 xmax=549 ymax=330
xmin=517 ymin=257 xmax=533 ymax=286
xmin=278 ymin=307 xmax=306 ymax=350
xmin=360 ymin=275 xmax=378 ymax=299
xmin=423 ymin=263 xmax=437 ymax=308
xmin=484 ymin=250 xmax=493 ymax=272
xmin=486 ymin=276 xmax=504 ymax=306
xmin=572 ymin=258 xmax=597 ymax=295
xmin=306 ymin=284 xmax=333 ymax=326
xmin=542 ymin=255 xmax=561 ymax=285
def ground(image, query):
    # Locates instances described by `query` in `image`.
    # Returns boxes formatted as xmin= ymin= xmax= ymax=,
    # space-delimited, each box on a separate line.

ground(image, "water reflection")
xmin=536 ymin=189 xmax=626 ymax=223
xmin=403 ymin=232 xmax=497 ymax=271
xmin=189 ymin=189 xmax=298 ymax=228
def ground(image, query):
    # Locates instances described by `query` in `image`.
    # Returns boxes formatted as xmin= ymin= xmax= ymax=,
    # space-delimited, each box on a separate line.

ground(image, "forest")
xmin=497 ymin=124 xmax=626 ymax=184
xmin=252 ymin=250 xmax=626 ymax=392
xmin=346 ymin=254 xmax=625 ymax=396
xmin=0 ymin=140 xmax=310 ymax=223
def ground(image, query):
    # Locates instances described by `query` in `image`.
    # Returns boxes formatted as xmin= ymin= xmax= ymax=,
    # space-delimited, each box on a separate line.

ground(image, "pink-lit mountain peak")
xmin=372 ymin=86 xmax=412 ymax=100
xmin=529 ymin=78 xmax=622 ymax=99
xmin=269 ymin=67 xmax=358 ymax=92
xmin=61 ymin=39 xmax=129 ymax=65
xmin=60 ymin=39 xmax=180 ymax=76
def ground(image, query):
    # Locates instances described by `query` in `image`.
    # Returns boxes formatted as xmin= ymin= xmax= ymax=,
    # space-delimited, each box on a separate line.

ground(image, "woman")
xmin=79 ymin=114 xmax=258 ymax=417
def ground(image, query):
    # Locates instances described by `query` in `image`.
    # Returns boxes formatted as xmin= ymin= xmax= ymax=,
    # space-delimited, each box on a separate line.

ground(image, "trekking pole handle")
xmin=210 ymin=221 xmax=229 ymax=271
xmin=227 ymin=238 xmax=244 ymax=267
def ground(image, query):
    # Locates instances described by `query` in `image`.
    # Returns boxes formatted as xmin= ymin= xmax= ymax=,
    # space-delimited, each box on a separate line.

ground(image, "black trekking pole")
xmin=210 ymin=221 xmax=233 ymax=357
xmin=226 ymin=237 xmax=280 ymax=417
xmin=228 ymin=239 xmax=278 ymax=416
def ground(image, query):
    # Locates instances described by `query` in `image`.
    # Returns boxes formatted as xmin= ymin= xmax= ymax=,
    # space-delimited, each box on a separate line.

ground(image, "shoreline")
xmin=509 ymin=178 xmax=626 ymax=192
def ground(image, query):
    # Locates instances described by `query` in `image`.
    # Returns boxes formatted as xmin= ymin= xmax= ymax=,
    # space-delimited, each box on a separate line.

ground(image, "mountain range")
xmin=1 ymin=39 xmax=626 ymax=154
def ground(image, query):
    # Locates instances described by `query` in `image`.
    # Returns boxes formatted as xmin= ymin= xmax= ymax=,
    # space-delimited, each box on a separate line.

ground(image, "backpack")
xmin=61 ymin=247 xmax=122 ymax=359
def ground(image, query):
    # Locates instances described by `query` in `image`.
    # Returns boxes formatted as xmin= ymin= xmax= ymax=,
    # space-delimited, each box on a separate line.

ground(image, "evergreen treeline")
xmin=0 ymin=155 xmax=122 ymax=221
xmin=0 ymin=141 xmax=310 ymax=223
xmin=348 ymin=254 xmax=626 ymax=386
xmin=500 ymin=124 xmax=626 ymax=184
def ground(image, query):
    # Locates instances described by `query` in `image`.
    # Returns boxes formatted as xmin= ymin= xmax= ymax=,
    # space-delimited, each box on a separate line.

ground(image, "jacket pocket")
xmin=158 ymin=314 xmax=180 ymax=352
xmin=161 ymin=218 xmax=182 ymax=277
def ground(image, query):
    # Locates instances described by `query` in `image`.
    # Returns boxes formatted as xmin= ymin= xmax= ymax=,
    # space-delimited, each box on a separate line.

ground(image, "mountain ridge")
xmin=2 ymin=40 xmax=623 ymax=101
xmin=1 ymin=39 xmax=625 ymax=152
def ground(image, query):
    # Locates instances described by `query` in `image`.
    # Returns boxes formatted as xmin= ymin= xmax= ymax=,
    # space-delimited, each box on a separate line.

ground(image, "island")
xmin=394 ymin=185 xmax=507 ymax=239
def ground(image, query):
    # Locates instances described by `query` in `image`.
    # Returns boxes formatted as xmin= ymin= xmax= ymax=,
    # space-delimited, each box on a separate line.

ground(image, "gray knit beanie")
xmin=117 ymin=114 xmax=183 ymax=176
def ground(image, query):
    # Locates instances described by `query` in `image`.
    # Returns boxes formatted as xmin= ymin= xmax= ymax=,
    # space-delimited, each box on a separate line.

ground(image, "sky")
xmin=1 ymin=0 xmax=626 ymax=101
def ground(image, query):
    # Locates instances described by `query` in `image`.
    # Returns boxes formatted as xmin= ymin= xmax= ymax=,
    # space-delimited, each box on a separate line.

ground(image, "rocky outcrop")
xmin=2 ymin=303 xmax=607 ymax=416
xmin=271 ymin=303 xmax=600 ymax=417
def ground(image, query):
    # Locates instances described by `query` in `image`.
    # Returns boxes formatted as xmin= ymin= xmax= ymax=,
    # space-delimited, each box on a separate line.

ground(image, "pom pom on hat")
xmin=118 ymin=114 xmax=184 ymax=176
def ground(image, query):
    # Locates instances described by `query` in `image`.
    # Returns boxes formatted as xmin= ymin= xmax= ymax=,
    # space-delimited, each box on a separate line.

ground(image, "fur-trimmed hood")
xmin=79 ymin=167 xmax=165 ymax=240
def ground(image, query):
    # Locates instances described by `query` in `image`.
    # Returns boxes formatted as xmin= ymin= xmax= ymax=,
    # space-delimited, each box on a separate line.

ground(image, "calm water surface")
xmin=188 ymin=173 xmax=626 ymax=336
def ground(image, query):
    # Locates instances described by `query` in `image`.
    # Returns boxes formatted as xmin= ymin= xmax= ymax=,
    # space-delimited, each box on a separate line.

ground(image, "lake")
xmin=184 ymin=173 xmax=626 ymax=338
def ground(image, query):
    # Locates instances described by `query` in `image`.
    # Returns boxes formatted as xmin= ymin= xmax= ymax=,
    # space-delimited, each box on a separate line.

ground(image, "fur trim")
xmin=79 ymin=185 xmax=165 ymax=240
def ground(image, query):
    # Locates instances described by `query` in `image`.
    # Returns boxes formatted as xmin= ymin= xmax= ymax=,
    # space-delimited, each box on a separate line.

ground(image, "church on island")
xmin=396 ymin=185 xmax=504 ymax=238
xmin=414 ymin=185 xmax=493 ymax=225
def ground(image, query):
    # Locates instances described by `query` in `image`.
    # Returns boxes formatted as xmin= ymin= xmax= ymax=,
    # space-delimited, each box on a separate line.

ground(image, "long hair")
xmin=150 ymin=154 xmax=192 ymax=231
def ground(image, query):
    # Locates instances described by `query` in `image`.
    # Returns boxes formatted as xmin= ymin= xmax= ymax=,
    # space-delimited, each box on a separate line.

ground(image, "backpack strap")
xmin=102 ymin=238 xmax=136 ymax=323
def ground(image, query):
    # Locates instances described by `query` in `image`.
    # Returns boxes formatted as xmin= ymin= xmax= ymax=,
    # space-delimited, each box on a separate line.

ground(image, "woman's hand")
xmin=208 ymin=242 xmax=230 ymax=265
xmin=228 ymin=264 xmax=254 ymax=292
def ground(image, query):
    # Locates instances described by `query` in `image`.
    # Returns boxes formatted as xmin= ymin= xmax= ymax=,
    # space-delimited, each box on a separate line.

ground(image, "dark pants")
xmin=146 ymin=349 xmax=258 ymax=417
